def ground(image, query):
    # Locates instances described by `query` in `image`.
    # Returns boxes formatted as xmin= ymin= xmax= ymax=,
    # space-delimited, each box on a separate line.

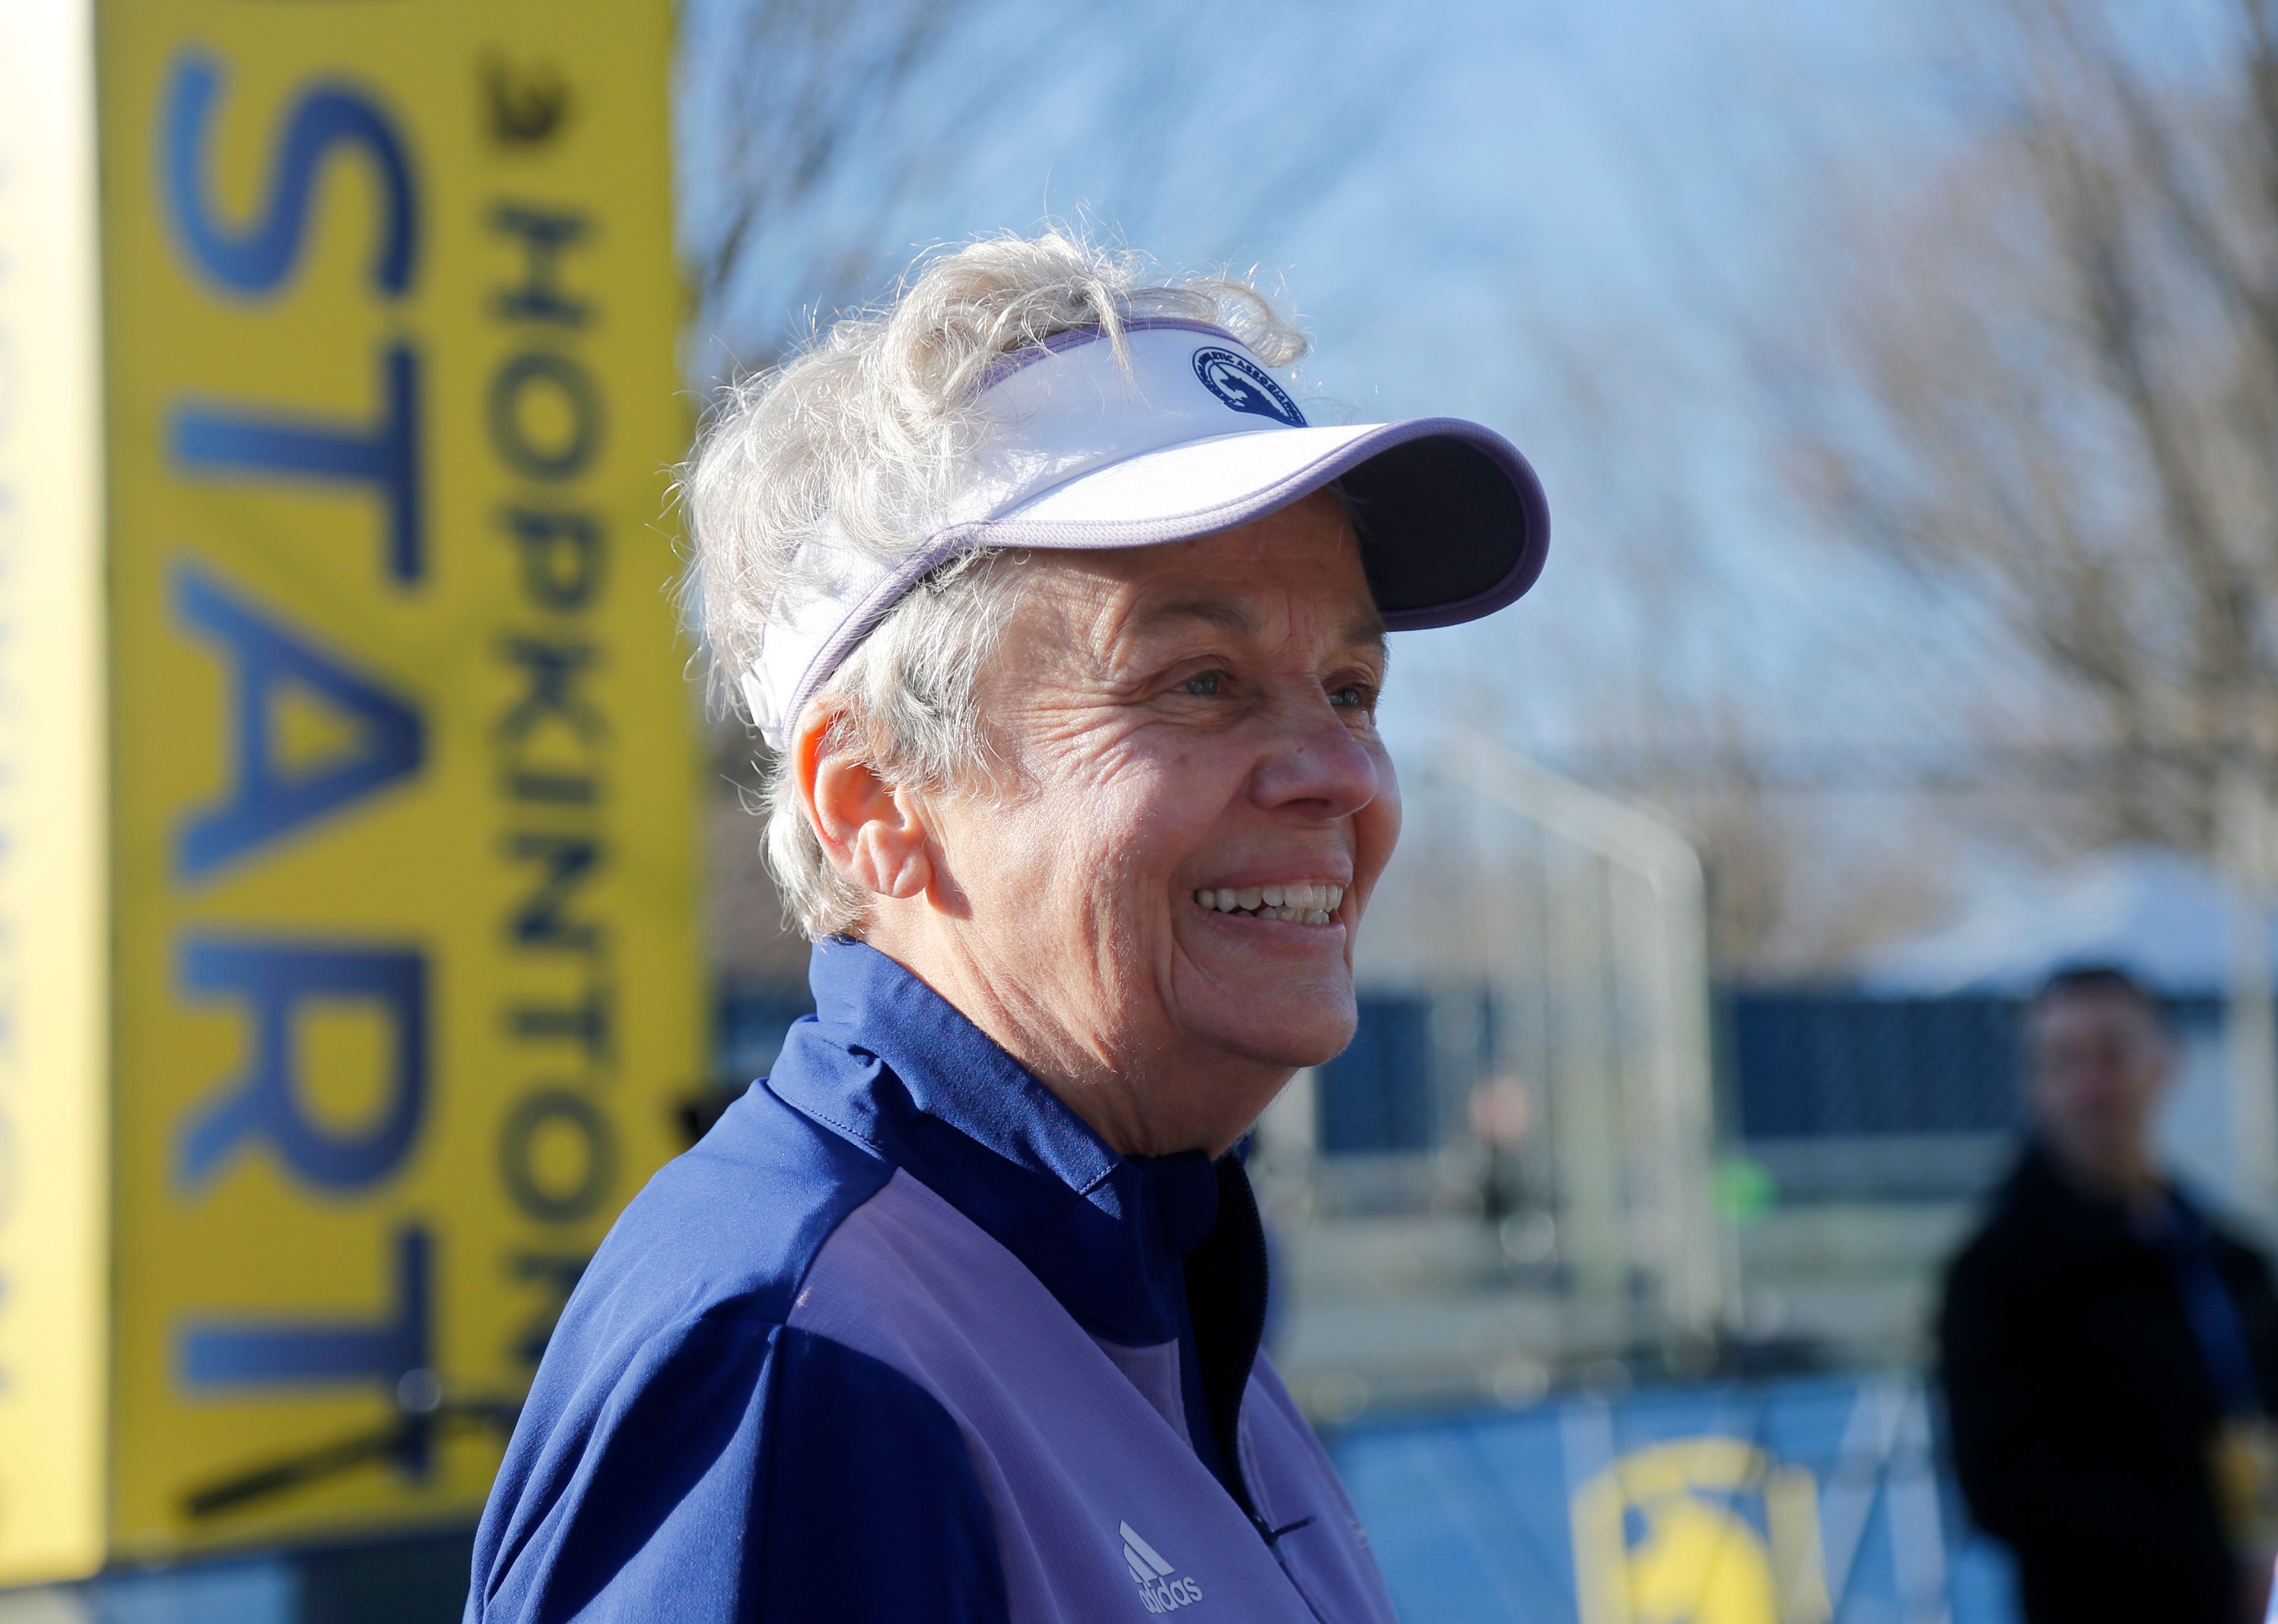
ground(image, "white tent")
xmin=1857 ymin=845 xmax=2267 ymax=999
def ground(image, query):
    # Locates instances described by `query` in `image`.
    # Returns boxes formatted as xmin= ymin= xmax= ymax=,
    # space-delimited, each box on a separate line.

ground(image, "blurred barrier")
xmin=1731 ymin=998 xmax=2025 ymax=1142
xmin=1333 ymin=1373 xmax=2016 ymax=1623
xmin=0 ymin=0 xmax=698 ymax=1582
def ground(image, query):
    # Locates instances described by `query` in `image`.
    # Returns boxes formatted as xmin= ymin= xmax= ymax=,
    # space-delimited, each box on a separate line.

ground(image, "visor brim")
xmin=972 ymin=416 xmax=1549 ymax=631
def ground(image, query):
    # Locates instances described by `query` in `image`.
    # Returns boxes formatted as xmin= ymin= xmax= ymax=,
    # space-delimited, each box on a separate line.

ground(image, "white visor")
xmin=740 ymin=318 xmax=1550 ymax=749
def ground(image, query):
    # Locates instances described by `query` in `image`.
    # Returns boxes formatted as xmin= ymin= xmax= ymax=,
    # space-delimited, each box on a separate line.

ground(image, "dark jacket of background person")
xmin=1939 ymin=1142 xmax=2278 ymax=1623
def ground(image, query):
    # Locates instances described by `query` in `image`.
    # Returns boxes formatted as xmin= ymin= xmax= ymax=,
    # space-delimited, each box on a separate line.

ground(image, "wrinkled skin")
xmin=797 ymin=491 xmax=1399 ymax=1156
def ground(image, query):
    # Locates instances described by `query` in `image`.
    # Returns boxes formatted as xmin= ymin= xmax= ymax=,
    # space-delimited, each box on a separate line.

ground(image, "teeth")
xmin=1190 ymin=883 xmax=1347 ymax=924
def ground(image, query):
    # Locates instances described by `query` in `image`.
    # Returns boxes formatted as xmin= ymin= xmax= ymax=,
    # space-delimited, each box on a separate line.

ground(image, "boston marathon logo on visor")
xmin=1191 ymin=345 xmax=1307 ymax=428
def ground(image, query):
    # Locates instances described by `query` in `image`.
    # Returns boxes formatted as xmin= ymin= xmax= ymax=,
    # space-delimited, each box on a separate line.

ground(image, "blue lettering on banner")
xmin=487 ymin=205 xmax=591 ymax=327
xmin=486 ymin=349 xmax=602 ymax=483
xmin=498 ymin=505 xmax=604 ymax=610
xmin=497 ymin=1091 xmax=612 ymax=1222
xmin=162 ymin=52 xmax=419 ymax=300
xmin=172 ymin=562 xmax=423 ymax=880
xmin=505 ymin=833 xmax=602 ymax=951
xmin=506 ymin=1254 xmax=588 ymax=1367
xmin=157 ymin=44 xmax=447 ymax=1436
xmin=170 ymin=343 xmax=426 ymax=583
xmin=178 ymin=1225 xmax=429 ymax=1390
xmin=484 ymin=197 xmax=616 ymax=1370
xmin=174 ymin=938 xmax=428 ymax=1193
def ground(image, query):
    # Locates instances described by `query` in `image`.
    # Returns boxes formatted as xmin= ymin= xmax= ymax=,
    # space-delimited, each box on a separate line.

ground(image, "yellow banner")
xmin=0 ymin=0 xmax=110 ymax=1587
xmin=98 ymin=0 xmax=698 ymax=1559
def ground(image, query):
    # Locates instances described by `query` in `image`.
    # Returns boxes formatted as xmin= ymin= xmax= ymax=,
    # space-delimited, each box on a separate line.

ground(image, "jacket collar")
xmin=764 ymin=938 xmax=1224 ymax=1346
xmin=2005 ymin=1138 xmax=2216 ymax=1249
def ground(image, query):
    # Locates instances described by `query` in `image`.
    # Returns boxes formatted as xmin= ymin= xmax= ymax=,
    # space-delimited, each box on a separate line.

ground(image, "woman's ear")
xmin=797 ymin=706 xmax=933 ymax=900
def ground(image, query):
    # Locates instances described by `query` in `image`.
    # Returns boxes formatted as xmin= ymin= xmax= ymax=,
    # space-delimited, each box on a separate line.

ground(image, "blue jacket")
xmin=466 ymin=938 xmax=1399 ymax=1623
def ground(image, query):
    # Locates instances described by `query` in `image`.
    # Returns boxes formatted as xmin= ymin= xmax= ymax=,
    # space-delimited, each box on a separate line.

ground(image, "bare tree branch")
xmin=1744 ymin=0 xmax=2278 ymax=856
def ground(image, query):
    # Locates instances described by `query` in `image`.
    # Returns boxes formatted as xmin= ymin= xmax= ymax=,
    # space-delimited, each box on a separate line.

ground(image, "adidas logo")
xmin=1119 ymin=1521 xmax=1203 ymax=1613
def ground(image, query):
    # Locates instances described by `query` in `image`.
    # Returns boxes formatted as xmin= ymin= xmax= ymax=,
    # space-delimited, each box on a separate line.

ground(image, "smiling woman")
xmin=840 ymin=491 xmax=1398 ymax=1158
xmin=465 ymin=231 xmax=1551 ymax=1624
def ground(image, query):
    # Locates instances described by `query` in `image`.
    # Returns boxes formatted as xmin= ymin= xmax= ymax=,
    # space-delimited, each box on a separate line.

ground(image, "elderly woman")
xmin=466 ymin=233 xmax=1548 ymax=1623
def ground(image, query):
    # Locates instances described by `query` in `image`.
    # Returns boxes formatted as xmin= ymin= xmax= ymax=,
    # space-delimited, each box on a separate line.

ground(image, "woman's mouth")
xmin=1191 ymin=881 xmax=1345 ymax=925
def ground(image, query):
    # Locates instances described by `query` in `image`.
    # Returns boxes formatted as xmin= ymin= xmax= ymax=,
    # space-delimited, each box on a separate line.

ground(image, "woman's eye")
xmin=1182 ymin=671 xmax=1227 ymax=696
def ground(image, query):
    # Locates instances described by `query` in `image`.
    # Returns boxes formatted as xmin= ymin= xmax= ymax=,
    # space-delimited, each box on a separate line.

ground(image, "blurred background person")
xmin=1939 ymin=966 xmax=2278 ymax=1624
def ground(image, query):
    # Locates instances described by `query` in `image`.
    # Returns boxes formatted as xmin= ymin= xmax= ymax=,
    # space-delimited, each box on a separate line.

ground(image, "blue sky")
xmin=672 ymin=0 xmax=2030 ymax=947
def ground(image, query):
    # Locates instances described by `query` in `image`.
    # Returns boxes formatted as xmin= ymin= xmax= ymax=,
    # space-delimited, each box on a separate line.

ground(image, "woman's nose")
xmin=1248 ymin=693 xmax=1381 ymax=819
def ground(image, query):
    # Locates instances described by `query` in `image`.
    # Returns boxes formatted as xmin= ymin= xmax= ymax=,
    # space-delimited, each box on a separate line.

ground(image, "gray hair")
xmin=682 ymin=231 xmax=1309 ymax=940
